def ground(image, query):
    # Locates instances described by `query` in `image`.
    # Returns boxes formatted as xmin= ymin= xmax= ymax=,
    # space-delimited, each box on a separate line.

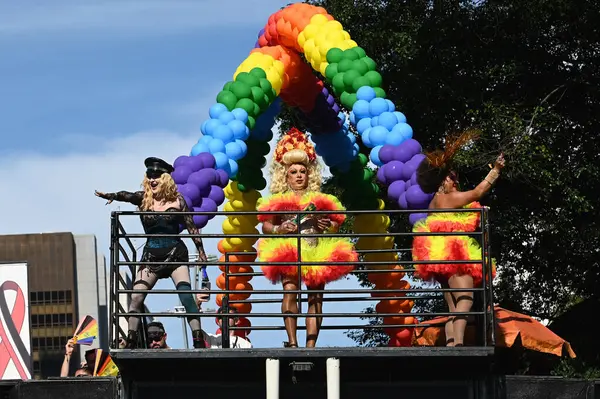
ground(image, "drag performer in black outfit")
xmin=95 ymin=157 xmax=208 ymax=348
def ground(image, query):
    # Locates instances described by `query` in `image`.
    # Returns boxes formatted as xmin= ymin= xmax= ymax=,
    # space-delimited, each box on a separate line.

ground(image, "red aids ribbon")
xmin=0 ymin=281 xmax=31 ymax=380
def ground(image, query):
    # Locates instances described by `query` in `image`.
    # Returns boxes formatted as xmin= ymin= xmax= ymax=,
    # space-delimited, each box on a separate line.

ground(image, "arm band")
xmin=484 ymin=169 xmax=500 ymax=185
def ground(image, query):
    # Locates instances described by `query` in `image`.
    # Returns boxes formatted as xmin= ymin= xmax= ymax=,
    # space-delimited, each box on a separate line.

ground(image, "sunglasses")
xmin=148 ymin=332 xmax=165 ymax=342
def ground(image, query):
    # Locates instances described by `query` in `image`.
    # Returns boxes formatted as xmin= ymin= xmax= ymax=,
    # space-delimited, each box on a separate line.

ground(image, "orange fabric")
xmin=413 ymin=306 xmax=576 ymax=358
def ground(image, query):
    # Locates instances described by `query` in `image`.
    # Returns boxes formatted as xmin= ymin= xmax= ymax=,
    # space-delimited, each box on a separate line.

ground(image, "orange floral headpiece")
xmin=274 ymin=128 xmax=317 ymax=164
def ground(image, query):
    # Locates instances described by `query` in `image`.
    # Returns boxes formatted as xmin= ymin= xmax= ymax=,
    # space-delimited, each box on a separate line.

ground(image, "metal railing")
xmin=108 ymin=207 xmax=495 ymax=350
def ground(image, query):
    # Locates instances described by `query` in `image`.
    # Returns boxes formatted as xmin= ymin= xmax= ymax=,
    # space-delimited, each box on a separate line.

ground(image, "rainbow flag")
xmin=73 ymin=315 xmax=98 ymax=346
xmin=92 ymin=349 xmax=119 ymax=377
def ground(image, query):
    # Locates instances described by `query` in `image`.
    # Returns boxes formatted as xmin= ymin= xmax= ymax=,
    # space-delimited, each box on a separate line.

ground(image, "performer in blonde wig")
xmin=412 ymin=131 xmax=504 ymax=346
xmin=257 ymin=128 xmax=357 ymax=348
xmin=95 ymin=157 xmax=208 ymax=349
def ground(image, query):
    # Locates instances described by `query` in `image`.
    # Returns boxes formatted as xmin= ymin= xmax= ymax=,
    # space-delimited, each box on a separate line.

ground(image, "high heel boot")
xmin=125 ymin=330 xmax=138 ymax=349
xmin=192 ymin=330 xmax=207 ymax=349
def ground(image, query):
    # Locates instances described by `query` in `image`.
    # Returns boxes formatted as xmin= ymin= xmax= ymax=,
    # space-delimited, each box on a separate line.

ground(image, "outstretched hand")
xmin=279 ymin=221 xmax=298 ymax=234
xmin=494 ymin=153 xmax=505 ymax=170
xmin=94 ymin=190 xmax=113 ymax=204
xmin=316 ymin=217 xmax=332 ymax=232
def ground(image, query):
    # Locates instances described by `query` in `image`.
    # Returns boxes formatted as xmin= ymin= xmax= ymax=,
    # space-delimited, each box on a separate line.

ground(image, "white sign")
xmin=0 ymin=262 xmax=32 ymax=380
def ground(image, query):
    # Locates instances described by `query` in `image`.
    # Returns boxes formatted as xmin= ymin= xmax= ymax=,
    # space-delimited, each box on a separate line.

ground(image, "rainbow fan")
xmin=92 ymin=349 xmax=119 ymax=377
xmin=73 ymin=315 xmax=98 ymax=346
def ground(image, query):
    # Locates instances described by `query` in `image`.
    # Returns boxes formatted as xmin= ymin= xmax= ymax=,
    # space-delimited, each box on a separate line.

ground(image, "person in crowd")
xmin=256 ymin=128 xmax=357 ymax=348
xmin=95 ymin=157 xmax=208 ymax=349
xmin=412 ymin=130 xmax=504 ymax=346
xmin=60 ymin=338 xmax=92 ymax=377
xmin=146 ymin=321 xmax=171 ymax=349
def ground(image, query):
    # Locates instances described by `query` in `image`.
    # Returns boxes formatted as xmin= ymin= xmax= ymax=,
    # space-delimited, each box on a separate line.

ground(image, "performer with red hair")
xmin=412 ymin=131 xmax=505 ymax=347
xmin=256 ymin=128 xmax=357 ymax=348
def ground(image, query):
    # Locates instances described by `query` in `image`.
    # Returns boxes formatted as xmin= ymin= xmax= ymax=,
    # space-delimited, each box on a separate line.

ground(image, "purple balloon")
xmin=326 ymin=95 xmax=335 ymax=106
xmin=332 ymin=103 xmax=341 ymax=114
xmin=216 ymin=169 xmax=229 ymax=187
xmin=410 ymin=153 xmax=426 ymax=166
xmin=186 ymin=156 xmax=205 ymax=172
xmin=410 ymin=171 xmax=418 ymax=185
xmin=404 ymin=139 xmax=422 ymax=156
xmin=258 ymin=28 xmax=265 ymax=36
xmin=183 ymin=196 xmax=193 ymax=210
xmin=398 ymin=192 xmax=408 ymax=209
xmin=376 ymin=166 xmax=387 ymax=185
xmin=321 ymin=86 xmax=329 ymax=96
xmin=405 ymin=179 xmax=412 ymax=189
xmin=406 ymin=185 xmax=431 ymax=208
xmin=200 ymin=197 xmax=218 ymax=213
xmin=392 ymin=141 xmax=415 ymax=163
xmin=188 ymin=169 xmax=216 ymax=189
xmin=384 ymin=160 xmax=404 ymax=182
xmin=192 ymin=207 xmax=209 ymax=228
xmin=208 ymin=185 xmax=225 ymax=206
xmin=178 ymin=184 xmax=201 ymax=204
xmin=409 ymin=212 xmax=427 ymax=225
xmin=197 ymin=152 xmax=216 ymax=169
xmin=401 ymin=160 xmax=418 ymax=181
xmin=387 ymin=180 xmax=406 ymax=201
xmin=379 ymin=145 xmax=395 ymax=164
xmin=254 ymin=41 xmax=260 ymax=48
xmin=173 ymin=156 xmax=189 ymax=168
xmin=172 ymin=165 xmax=193 ymax=184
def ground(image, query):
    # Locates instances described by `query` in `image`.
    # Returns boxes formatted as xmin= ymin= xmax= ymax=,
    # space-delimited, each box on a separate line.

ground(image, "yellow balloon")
xmin=230 ymin=199 xmax=246 ymax=209
xmin=326 ymin=31 xmax=346 ymax=48
xmin=297 ymin=31 xmax=306 ymax=48
xmin=347 ymin=39 xmax=358 ymax=49
xmin=302 ymin=23 xmax=319 ymax=39
xmin=303 ymin=38 xmax=316 ymax=58
xmin=221 ymin=240 xmax=234 ymax=252
xmin=319 ymin=61 xmax=329 ymax=76
xmin=223 ymin=202 xmax=235 ymax=212
xmin=271 ymin=77 xmax=282 ymax=95
xmin=311 ymin=51 xmax=322 ymax=67
xmin=324 ymin=20 xmax=344 ymax=32
xmin=273 ymin=60 xmax=285 ymax=76
xmin=310 ymin=14 xmax=329 ymax=26
xmin=342 ymin=31 xmax=351 ymax=41
xmin=377 ymin=199 xmax=386 ymax=210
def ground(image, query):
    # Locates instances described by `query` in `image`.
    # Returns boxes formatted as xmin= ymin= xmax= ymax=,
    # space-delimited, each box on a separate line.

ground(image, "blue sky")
xmin=0 ymin=0 xmax=379 ymax=349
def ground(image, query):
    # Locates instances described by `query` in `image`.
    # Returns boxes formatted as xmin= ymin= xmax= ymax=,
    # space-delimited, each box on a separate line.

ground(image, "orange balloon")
xmin=230 ymin=302 xmax=252 ymax=314
xmin=236 ymin=265 xmax=255 ymax=274
xmin=216 ymin=294 xmax=223 ymax=306
xmin=217 ymin=239 xmax=226 ymax=254
xmin=218 ymin=264 xmax=241 ymax=273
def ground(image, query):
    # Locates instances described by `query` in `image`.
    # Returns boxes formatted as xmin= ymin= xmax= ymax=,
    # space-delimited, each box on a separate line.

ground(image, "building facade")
xmin=0 ymin=232 xmax=107 ymax=379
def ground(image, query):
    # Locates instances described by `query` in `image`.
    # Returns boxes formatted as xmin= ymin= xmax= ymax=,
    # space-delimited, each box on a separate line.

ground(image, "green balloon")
xmin=345 ymin=93 xmax=357 ymax=108
xmin=352 ymin=59 xmax=369 ymax=76
xmin=237 ymin=72 xmax=260 ymax=88
xmin=216 ymin=90 xmax=237 ymax=111
xmin=247 ymin=115 xmax=255 ymax=130
xmin=362 ymin=57 xmax=377 ymax=71
xmin=342 ymin=69 xmax=361 ymax=91
xmin=223 ymin=81 xmax=233 ymax=91
xmin=353 ymin=47 xmax=367 ymax=59
xmin=249 ymin=67 xmax=267 ymax=79
xmin=337 ymin=59 xmax=353 ymax=73
xmin=340 ymin=92 xmax=351 ymax=108
xmin=374 ymin=87 xmax=386 ymax=98
xmin=332 ymin=73 xmax=346 ymax=96
xmin=230 ymin=81 xmax=252 ymax=100
xmin=266 ymin=88 xmax=276 ymax=101
xmin=365 ymin=70 xmax=383 ymax=88
xmin=325 ymin=63 xmax=339 ymax=81
xmin=259 ymin=78 xmax=273 ymax=94
xmin=251 ymin=86 xmax=267 ymax=109
xmin=237 ymin=182 xmax=247 ymax=192
xmin=343 ymin=49 xmax=360 ymax=61
xmin=351 ymin=76 xmax=371 ymax=93
xmin=326 ymin=47 xmax=344 ymax=63
xmin=358 ymin=153 xmax=368 ymax=166
xmin=236 ymin=98 xmax=255 ymax=116
xmin=252 ymin=103 xmax=261 ymax=118
xmin=371 ymin=183 xmax=380 ymax=194
xmin=361 ymin=168 xmax=372 ymax=182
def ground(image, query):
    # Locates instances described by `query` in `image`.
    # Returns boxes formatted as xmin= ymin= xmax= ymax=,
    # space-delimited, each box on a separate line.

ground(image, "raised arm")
xmin=439 ymin=154 xmax=505 ymax=209
xmin=178 ymin=195 xmax=207 ymax=262
xmin=95 ymin=190 xmax=144 ymax=206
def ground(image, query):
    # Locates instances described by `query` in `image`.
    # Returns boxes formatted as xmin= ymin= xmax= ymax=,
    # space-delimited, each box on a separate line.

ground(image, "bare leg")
xmin=282 ymin=277 xmax=299 ymax=347
xmin=448 ymin=274 xmax=474 ymax=346
xmin=128 ymin=267 xmax=159 ymax=332
xmin=441 ymin=280 xmax=456 ymax=346
xmin=306 ymin=284 xmax=324 ymax=348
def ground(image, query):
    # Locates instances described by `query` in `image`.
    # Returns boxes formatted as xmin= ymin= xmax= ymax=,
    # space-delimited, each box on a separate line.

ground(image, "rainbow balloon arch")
xmin=171 ymin=3 xmax=433 ymax=347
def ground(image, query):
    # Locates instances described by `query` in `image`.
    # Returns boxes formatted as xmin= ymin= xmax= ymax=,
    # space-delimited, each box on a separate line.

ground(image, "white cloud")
xmin=0 ymin=126 xmax=365 ymax=348
xmin=0 ymin=0 xmax=289 ymax=36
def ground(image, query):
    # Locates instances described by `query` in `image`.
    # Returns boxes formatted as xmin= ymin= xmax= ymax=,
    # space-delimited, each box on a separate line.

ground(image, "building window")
xmin=30 ymin=290 xmax=73 ymax=305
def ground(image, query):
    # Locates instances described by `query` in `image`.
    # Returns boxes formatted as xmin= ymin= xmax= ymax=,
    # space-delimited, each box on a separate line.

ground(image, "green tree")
xmin=276 ymin=0 xmax=600 ymax=347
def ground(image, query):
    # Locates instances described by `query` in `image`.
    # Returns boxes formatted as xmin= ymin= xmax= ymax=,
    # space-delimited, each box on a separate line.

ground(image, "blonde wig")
xmin=269 ymin=148 xmax=322 ymax=194
xmin=140 ymin=173 xmax=179 ymax=210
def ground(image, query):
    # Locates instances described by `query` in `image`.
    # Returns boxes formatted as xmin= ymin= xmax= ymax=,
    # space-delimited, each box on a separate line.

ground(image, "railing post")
xmin=265 ymin=358 xmax=280 ymax=399
xmin=222 ymin=252 xmax=231 ymax=349
xmin=109 ymin=212 xmax=117 ymax=349
xmin=326 ymin=357 xmax=340 ymax=399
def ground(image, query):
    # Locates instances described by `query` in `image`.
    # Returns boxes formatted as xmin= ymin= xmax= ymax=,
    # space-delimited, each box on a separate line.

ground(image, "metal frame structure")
xmin=108 ymin=207 xmax=495 ymax=350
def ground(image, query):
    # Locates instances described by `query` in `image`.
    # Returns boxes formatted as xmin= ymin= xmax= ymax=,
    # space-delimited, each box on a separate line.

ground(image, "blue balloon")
xmin=225 ymin=141 xmax=245 ymax=161
xmin=385 ymin=130 xmax=404 ymax=146
xmin=385 ymin=99 xmax=396 ymax=112
xmin=227 ymin=159 xmax=239 ymax=178
xmin=209 ymin=103 xmax=228 ymax=119
xmin=203 ymin=119 xmax=221 ymax=136
xmin=199 ymin=134 xmax=212 ymax=144
xmin=218 ymin=111 xmax=235 ymax=125
xmin=190 ymin=142 xmax=209 ymax=156
xmin=213 ymin=125 xmax=234 ymax=143
xmin=349 ymin=112 xmax=356 ymax=125
xmin=229 ymin=119 xmax=249 ymax=140
xmin=378 ymin=112 xmax=397 ymax=131
xmin=213 ymin=152 xmax=229 ymax=170
xmin=394 ymin=111 xmax=407 ymax=123
xmin=200 ymin=120 xmax=208 ymax=133
xmin=370 ymin=145 xmax=383 ymax=166
xmin=361 ymin=128 xmax=373 ymax=147
xmin=208 ymin=138 xmax=226 ymax=154
xmin=356 ymin=86 xmax=377 ymax=102
xmin=235 ymin=139 xmax=248 ymax=154
xmin=395 ymin=123 xmax=414 ymax=140
xmin=369 ymin=126 xmax=388 ymax=147
xmin=231 ymin=108 xmax=249 ymax=123
xmin=370 ymin=116 xmax=379 ymax=127
xmin=347 ymin=133 xmax=357 ymax=144
xmin=352 ymin=100 xmax=370 ymax=120
xmin=369 ymin=98 xmax=388 ymax=117
xmin=356 ymin=118 xmax=372 ymax=134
